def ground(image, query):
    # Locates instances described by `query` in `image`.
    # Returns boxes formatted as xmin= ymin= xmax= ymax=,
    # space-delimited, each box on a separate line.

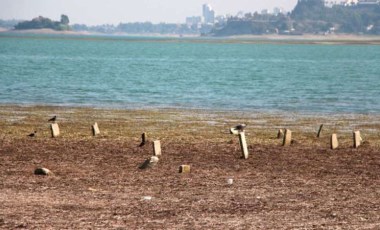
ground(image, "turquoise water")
xmin=0 ymin=34 xmax=379 ymax=114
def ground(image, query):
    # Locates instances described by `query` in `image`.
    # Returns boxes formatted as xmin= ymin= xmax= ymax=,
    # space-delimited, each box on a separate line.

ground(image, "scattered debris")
xmin=34 ymin=167 xmax=53 ymax=176
xmin=139 ymin=156 xmax=159 ymax=169
xmin=27 ymin=131 xmax=37 ymax=137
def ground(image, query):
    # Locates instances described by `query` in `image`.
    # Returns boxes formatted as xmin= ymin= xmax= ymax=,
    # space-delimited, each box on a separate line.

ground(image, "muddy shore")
xmin=0 ymin=106 xmax=379 ymax=228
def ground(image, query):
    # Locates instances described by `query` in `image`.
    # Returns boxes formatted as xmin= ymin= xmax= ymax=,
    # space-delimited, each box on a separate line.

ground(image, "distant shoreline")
xmin=1 ymin=28 xmax=380 ymax=44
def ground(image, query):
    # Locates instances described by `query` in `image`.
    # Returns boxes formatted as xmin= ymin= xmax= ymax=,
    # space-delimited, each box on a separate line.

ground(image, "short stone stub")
xmin=92 ymin=122 xmax=100 ymax=136
xmin=179 ymin=165 xmax=191 ymax=173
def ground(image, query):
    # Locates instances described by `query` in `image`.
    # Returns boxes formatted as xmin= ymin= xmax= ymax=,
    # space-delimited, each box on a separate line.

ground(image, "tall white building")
xmin=202 ymin=4 xmax=215 ymax=24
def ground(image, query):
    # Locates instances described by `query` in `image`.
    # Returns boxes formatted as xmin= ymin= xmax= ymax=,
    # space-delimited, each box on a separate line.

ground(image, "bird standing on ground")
xmin=27 ymin=131 xmax=37 ymax=137
xmin=48 ymin=116 xmax=57 ymax=122
xmin=234 ymin=124 xmax=247 ymax=132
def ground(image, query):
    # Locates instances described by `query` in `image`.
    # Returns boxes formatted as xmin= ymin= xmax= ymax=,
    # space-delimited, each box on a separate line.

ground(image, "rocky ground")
xmin=0 ymin=106 xmax=379 ymax=229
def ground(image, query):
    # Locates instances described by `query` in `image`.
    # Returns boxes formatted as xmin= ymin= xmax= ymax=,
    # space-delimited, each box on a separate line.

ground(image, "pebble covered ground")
xmin=0 ymin=106 xmax=379 ymax=229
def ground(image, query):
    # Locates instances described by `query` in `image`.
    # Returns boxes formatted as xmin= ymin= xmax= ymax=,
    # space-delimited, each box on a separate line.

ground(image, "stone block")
xmin=353 ymin=131 xmax=361 ymax=148
xmin=283 ymin=129 xmax=292 ymax=146
xmin=50 ymin=123 xmax=60 ymax=138
xmin=277 ymin=129 xmax=284 ymax=139
xmin=153 ymin=140 xmax=161 ymax=156
xmin=179 ymin=165 xmax=191 ymax=173
xmin=92 ymin=122 xmax=100 ymax=136
xmin=238 ymin=132 xmax=249 ymax=159
xmin=331 ymin=133 xmax=338 ymax=150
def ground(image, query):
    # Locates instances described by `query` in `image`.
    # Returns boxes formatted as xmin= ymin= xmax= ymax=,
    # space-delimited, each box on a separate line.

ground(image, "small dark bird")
xmin=48 ymin=116 xmax=57 ymax=122
xmin=28 ymin=131 xmax=37 ymax=137
xmin=234 ymin=124 xmax=247 ymax=132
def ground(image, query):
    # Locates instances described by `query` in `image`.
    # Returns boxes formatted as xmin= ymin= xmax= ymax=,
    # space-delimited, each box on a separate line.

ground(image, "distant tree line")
xmin=14 ymin=15 xmax=70 ymax=31
xmin=211 ymin=0 xmax=380 ymax=36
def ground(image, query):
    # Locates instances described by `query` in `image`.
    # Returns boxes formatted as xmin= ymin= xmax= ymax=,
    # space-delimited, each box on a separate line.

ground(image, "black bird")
xmin=48 ymin=115 xmax=57 ymax=122
xmin=234 ymin=124 xmax=247 ymax=132
xmin=28 ymin=131 xmax=37 ymax=137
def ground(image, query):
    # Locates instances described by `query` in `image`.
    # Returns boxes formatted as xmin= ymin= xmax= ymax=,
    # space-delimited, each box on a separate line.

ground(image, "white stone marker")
xmin=238 ymin=132 xmax=249 ymax=159
xmin=331 ymin=133 xmax=339 ymax=150
xmin=50 ymin=123 xmax=60 ymax=138
xmin=277 ymin=129 xmax=284 ymax=139
xmin=153 ymin=140 xmax=161 ymax=156
xmin=283 ymin=129 xmax=292 ymax=146
xmin=353 ymin=131 xmax=361 ymax=148
xmin=92 ymin=122 xmax=100 ymax=136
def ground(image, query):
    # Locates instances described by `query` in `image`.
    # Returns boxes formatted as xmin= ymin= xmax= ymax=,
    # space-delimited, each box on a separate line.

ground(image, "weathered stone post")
xmin=153 ymin=140 xmax=161 ymax=156
xmin=317 ymin=124 xmax=324 ymax=138
xmin=238 ymin=132 xmax=249 ymax=159
xmin=283 ymin=129 xmax=292 ymax=146
xmin=92 ymin=122 xmax=100 ymax=136
xmin=50 ymin=123 xmax=60 ymax=138
xmin=353 ymin=131 xmax=361 ymax=148
xmin=277 ymin=129 xmax=284 ymax=139
xmin=331 ymin=133 xmax=338 ymax=150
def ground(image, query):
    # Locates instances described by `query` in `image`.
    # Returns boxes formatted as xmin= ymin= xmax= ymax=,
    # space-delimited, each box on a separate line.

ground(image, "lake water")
xmin=0 ymin=34 xmax=379 ymax=114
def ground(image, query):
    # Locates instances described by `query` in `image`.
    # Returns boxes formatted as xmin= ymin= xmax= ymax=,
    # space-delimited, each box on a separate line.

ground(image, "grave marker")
xmin=277 ymin=129 xmax=284 ymax=139
xmin=331 ymin=133 xmax=338 ymax=150
xmin=153 ymin=140 xmax=161 ymax=156
xmin=283 ymin=129 xmax=292 ymax=146
xmin=353 ymin=131 xmax=361 ymax=148
xmin=50 ymin=123 xmax=60 ymax=138
xmin=238 ymin=132 xmax=249 ymax=159
xmin=139 ymin=132 xmax=147 ymax=147
xmin=317 ymin=124 xmax=324 ymax=138
xmin=92 ymin=122 xmax=100 ymax=136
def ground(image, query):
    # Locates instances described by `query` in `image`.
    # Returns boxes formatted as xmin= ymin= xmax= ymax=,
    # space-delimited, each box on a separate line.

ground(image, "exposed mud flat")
xmin=0 ymin=106 xmax=379 ymax=228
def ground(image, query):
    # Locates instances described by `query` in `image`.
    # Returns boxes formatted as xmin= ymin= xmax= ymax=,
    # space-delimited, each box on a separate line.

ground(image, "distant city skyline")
xmin=0 ymin=0 xmax=298 ymax=25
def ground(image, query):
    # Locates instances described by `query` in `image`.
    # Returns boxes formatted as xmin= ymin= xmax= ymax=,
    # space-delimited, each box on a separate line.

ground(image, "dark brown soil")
xmin=1 ymin=136 xmax=379 ymax=229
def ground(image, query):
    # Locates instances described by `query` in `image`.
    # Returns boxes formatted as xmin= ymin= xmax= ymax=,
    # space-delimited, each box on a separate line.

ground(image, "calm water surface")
xmin=0 ymin=34 xmax=379 ymax=114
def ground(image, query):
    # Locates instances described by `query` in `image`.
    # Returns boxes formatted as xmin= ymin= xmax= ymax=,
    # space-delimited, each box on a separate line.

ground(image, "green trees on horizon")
xmin=14 ymin=14 xmax=71 ymax=31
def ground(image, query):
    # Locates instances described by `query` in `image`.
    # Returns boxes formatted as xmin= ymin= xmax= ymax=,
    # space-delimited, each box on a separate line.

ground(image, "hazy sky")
xmin=0 ymin=0 xmax=298 ymax=25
